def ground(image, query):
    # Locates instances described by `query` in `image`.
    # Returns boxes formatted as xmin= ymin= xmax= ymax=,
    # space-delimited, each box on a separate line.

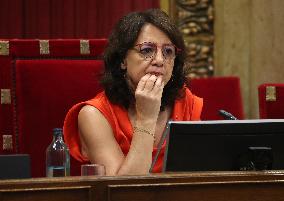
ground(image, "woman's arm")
xmin=78 ymin=74 xmax=164 ymax=175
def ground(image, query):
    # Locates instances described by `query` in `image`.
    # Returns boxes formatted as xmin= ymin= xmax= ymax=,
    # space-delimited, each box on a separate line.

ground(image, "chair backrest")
xmin=0 ymin=39 xmax=106 ymax=177
xmin=189 ymin=76 xmax=244 ymax=120
xmin=258 ymin=83 xmax=284 ymax=119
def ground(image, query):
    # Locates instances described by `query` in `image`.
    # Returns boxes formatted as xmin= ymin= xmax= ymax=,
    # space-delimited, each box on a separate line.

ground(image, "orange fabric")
xmin=63 ymin=87 xmax=203 ymax=173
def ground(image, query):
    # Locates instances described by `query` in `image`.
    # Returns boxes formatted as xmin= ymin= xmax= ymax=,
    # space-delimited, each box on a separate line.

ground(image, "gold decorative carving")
xmin=0 ymin=40 xmax=9 ymax=55
xmin=80 ymin=40 xmax=90 ymax=55
xmin=265 ymin=86 xmax=276 ymax=101
xmin=39 ymin=40 xmax=50 ymax=55
xmin=177 ymin=0 xmax=214 ymax=36
xmin=171 ymin=0 xmax=214 ymax=78
xmin=1 ymin=89 xmax=11 ymax=104
xmin=3 ymin=135 xmax=13 ymax=151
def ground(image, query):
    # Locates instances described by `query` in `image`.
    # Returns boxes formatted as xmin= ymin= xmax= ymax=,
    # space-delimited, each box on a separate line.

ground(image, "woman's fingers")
xmin=136 ymin=74 xmax=151 ymax=92
xmin=136 ymin=74 xmax=164 ymax=95
xmin=152 ymin=76 xmax=164 ymax=94
xmin=143 ymin=74 xmax=157 ymax=92
xmin=135 ymin=74 xmax=164 ymax=121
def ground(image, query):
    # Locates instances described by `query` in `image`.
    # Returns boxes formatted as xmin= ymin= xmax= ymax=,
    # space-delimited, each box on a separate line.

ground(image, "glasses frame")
xmin=133 ymin=42 xmax=182 ymax=61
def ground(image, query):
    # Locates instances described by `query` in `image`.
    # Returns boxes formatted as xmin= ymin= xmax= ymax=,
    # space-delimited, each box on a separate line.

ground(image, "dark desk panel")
xmin=1 ymin=171 xmax=284 ymax=201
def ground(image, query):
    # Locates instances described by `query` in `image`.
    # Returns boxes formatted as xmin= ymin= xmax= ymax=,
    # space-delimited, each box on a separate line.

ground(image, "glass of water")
xmin=81 ymin=164 xmax=106 ymax=176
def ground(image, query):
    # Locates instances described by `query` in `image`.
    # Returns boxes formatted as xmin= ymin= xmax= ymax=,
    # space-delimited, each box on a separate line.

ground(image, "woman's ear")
xmin=121 ymin=60 xmax=127 ymax=70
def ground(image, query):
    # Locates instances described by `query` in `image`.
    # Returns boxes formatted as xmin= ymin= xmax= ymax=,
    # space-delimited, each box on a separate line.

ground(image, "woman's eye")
xmin=164 ymin=46 xmax=175 ymax=56
xmin=140 ymin=47 xmax=154 ymax=55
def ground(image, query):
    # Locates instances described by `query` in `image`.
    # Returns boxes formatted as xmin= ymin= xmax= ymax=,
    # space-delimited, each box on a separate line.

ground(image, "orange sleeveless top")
xmin=63 ymin=87 xmax=203 ymax=173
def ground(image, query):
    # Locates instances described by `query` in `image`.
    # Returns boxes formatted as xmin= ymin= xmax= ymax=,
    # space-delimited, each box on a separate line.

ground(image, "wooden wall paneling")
xmin=214 ymin=0 xmax=284 ymax=118
xmin=250 ymin=0 xmax=284 ymax=118
xmin=214 ymin=0 xmax=251 ymax=118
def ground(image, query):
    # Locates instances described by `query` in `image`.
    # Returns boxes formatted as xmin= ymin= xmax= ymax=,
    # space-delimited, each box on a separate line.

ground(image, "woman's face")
xmin=122 ymin=23 xmax=176 ymax=90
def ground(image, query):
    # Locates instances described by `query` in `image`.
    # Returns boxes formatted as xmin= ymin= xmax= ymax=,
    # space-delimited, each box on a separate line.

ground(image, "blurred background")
xmin=1 ymin=0 xmax=283 ymax=119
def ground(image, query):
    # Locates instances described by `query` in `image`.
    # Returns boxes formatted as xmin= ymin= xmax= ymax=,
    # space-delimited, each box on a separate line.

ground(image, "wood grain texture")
xmin=215 ymin=0 xmax=284 ymax=118
xmin=1 ymin=171 xmax=284 ymax=201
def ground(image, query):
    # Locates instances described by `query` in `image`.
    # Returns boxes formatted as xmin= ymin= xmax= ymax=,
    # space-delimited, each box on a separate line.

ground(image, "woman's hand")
xmin=78 ymin=74 xmax=165 ymax=176
xmin=135 ymin=74 xmax=164 ymax=124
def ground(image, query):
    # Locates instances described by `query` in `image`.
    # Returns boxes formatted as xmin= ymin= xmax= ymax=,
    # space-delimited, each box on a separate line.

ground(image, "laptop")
xmin=158 ymin=120 xmax=284 ymax=172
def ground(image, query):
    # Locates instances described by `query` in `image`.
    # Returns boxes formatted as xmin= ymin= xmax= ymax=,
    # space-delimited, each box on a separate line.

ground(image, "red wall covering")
xmin=0 ymin=0 xmax=159 ymax=39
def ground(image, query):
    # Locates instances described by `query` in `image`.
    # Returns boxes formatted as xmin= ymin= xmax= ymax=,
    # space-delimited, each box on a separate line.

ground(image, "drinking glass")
xmin=81 ymin=164 xmax=106 ymax=176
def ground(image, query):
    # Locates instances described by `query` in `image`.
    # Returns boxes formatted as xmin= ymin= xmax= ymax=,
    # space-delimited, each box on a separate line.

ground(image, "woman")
xmin=64 ymin=9 xmax=203 ymax=176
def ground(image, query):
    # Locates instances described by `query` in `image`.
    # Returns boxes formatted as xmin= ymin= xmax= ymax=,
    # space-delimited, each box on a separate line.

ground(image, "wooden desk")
xmin=1 ymin=171 xmax=284 ymax=201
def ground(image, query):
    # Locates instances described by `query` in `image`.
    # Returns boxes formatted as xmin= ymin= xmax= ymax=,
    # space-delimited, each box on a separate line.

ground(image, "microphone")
xmin=219 ymin=109 xmax=238 ymax=120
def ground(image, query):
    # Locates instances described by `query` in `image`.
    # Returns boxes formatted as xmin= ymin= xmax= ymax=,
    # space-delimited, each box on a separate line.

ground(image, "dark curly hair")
xmin=101 ymin=9 xmax=186 ymax=111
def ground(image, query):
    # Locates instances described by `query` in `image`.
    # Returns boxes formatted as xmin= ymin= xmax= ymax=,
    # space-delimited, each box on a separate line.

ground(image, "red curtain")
xmin=0 ymin=0 xmax=159 ymax=39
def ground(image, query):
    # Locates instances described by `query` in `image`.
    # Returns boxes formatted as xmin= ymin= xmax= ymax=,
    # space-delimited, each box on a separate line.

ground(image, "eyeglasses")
xmin=133 ymin=42 xmax=181 ymax=61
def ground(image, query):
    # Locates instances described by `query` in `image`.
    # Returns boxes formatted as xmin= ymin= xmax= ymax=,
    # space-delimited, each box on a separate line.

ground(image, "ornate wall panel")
xmin=170 ymin=0 xmax=214 ymax=78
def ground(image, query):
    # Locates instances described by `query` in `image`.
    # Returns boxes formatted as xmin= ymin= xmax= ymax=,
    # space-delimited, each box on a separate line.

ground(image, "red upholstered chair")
xmin=0 ymin=39 xmax=106 ymax=177
xmin=189 ymin=76 xmax=244 ymax=120
xmin=258 ymin=83 xmax=284 ymax=119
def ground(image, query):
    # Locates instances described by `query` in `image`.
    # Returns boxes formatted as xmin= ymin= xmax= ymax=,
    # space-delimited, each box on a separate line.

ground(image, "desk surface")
xmin=1 ymin=171 xmax=284 ymax=201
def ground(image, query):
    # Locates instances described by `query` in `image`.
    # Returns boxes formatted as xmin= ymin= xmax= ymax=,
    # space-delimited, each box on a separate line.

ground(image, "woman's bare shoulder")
xmin=80 ymin=104 xmax=99 ymax=113
xmin=78 ymin=104 xmax=105 ymax=123
xmin=78 ymin=104 xmax=113 ymax=141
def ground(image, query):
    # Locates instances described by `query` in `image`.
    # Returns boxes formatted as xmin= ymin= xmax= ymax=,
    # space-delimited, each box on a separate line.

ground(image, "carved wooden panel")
xmin=171 ymin=0 xmax=214 ymax=78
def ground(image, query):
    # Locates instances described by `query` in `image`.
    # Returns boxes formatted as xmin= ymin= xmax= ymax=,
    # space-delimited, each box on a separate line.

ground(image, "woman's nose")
xmin=152 ymin=48 xmax=164 ymax=65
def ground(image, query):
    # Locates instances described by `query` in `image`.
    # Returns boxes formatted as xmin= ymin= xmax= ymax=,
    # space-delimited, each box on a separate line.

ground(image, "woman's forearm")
xmin=116 ymin=120 xmax=156 ymax=175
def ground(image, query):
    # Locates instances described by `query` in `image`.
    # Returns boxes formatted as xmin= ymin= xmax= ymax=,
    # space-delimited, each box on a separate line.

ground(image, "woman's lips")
xmin=149 ymin=72 xmax=163 ymax=76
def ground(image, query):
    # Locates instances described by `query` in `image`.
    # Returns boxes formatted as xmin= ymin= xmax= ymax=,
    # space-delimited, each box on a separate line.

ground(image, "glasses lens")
xmin=139 ymin=43 xmax=156 ymax=60
xmin=162 ymin=45 xmax=176 ymax=59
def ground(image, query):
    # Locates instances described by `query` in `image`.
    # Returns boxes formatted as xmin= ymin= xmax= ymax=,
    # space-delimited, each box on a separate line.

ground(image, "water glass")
xmin=81 ymin=164 xmax=106 ymax=176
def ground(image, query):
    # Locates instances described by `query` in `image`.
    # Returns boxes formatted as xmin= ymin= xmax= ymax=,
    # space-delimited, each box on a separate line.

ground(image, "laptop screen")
xmin=163 ymin=119 xmax=284 ymax=172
